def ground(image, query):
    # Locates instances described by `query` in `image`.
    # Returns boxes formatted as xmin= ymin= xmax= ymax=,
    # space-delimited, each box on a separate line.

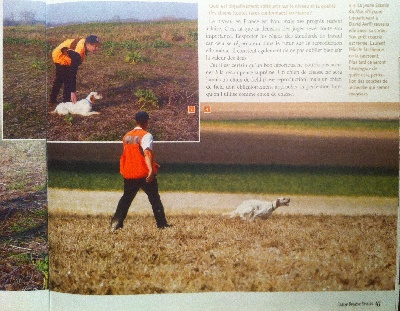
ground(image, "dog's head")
xmin=87 ymin=92 xmax=103 ymax=104
xmin=275 ymin=197 xmax=290 ymax=208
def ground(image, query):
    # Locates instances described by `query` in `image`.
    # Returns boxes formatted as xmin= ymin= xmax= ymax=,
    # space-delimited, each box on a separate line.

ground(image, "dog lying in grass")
xmin=226 ymin=197 xmax=291 ymax=221
xmin=51 ymin=92 xmax=102 ymax=116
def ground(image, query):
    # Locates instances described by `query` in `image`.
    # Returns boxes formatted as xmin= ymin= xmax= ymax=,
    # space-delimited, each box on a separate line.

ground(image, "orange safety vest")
xmin=119 ymin=128 xmax=158 ymax=179
xmin=52 ymin=38 xmax=86 ymax=66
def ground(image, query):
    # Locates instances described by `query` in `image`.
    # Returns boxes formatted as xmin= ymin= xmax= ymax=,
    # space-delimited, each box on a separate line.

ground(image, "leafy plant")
xmin=3 ymin=102 xmax=15 ymax=111
xmin=188 ymin=29 xmax=198 ymax=41
xmin=152 ymin=39 xmax=171 ymax=48
xmin=31 ymin=60 xmax=47 ymax=70
xmin=124 ymin=51 xmax=145 ymax=64
xmin=101 ymin=40 xmax=120 ymax=56
xmin=34 ymin=253 xmax=49 ymax=289
xmin=11 ymin=253 xmax=32 ymax=265
xmin=121 ymin=40 xmax=141 ymax=49
xmin=134 ymin=88 xmax=159 ymax=110
xmin=65 ymin=113 xmax=73 ymax=126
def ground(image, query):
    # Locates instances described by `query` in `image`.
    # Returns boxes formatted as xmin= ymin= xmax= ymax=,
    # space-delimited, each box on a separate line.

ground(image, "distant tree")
xmin=20 ymin=10 xmax=36 ymax=25
xmin=112 ymin=15 xmax=121 ymax=22
xmin=3 ymin=13 xmax=17 ymax=26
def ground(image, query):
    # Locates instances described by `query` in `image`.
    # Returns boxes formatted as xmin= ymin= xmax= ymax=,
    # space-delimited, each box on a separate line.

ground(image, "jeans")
xmin=112 ymin=177 xmax=168 ymax=228
xmin=49 ymin=64 xmax=74 ymax=103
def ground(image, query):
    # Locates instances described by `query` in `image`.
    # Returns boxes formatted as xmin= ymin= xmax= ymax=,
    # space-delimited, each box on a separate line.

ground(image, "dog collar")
xmin=85 ymin=98 xmax=92 ymax=105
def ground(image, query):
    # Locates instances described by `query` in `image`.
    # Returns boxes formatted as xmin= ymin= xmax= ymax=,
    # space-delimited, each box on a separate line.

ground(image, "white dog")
xmin=51 ymin=92 xmax=102 ymax=116
xmin=226 ymin=197 xmax=290 ymax=221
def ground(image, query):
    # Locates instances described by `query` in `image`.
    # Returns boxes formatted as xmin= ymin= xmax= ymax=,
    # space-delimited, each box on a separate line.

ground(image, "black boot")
xmin=153 ymin=208 xmax=171 ymax=229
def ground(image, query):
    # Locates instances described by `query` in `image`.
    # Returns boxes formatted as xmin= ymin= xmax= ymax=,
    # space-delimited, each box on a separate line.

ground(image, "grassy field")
xmin=48 ymin=213 xmax=397 ymax=294
xmin=0 ymin=141 xmax=48 ymax=290
xmin=3 ymin=21 xmax=199 ymax=141
xmin=2 ymin=26 xmax=48 ymax=139
xmin=48 ymin=161 xmax=398 ymax=197
xmin=201 ymin=119 xmax=399 ymax=132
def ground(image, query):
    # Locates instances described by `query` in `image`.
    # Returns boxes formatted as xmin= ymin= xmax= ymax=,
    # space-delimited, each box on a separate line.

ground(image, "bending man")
xmin=49 ymin=35 xmax=100 ymax=105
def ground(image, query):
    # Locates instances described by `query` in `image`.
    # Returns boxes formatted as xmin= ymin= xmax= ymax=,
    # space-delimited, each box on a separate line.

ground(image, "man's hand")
xmin=146 ymin=170 xmax=155 ymax=183
xmin=144 ymin=149 xmax=155 ymax=183
xmin=71 ymin=92 xmax=77 ymax=103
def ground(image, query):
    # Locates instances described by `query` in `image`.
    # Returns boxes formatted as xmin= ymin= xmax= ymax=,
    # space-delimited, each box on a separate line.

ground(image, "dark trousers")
xmin=112 ymin=177 xmax=168 ymax=228
xmin=49 ymin=64 xmax=73 ymax=103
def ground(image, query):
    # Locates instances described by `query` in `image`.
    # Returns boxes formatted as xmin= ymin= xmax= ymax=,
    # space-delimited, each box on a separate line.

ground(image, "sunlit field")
xmin=49 ymin=213 xmax=396 ymax=294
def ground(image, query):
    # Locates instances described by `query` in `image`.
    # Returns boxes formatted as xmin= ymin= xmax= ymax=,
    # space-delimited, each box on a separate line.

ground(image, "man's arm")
xmin=144 ymin=149 xmax=154 ymax=183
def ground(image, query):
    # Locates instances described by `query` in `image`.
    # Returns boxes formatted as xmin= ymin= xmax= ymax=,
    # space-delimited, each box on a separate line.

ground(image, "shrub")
xmin=31 ymin=60 xmax=47 ymax=70
xmin=152 ymin=39 xmax=171 ymax=48
xmin=65 ymin=113 xmax=73 ymax=126
xmin=124 ymin=51 xmax=145 ymax=64
xmin=134 ymin=88 xmax=159 ymax=110
xmin=188 ymin=29 xmax=198 ymax=41
xmin=121 ymin=40 xmax=141 ymax=49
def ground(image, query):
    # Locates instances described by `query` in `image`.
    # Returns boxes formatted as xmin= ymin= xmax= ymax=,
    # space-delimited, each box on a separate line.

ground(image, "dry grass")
xmin=48 ymin=213 xmax=396 ymax=295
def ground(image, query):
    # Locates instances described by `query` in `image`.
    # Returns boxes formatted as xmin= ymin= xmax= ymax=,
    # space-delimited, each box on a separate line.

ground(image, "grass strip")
xmin=48 ymin=161 xmax=398 ymax=197
xmin=201 ymin=119 xmax=399 ymax=131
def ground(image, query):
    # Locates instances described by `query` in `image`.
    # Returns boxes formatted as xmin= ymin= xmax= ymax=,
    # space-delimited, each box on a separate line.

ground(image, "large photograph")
xmin=46 ymin=102 xmax=398 ymax=297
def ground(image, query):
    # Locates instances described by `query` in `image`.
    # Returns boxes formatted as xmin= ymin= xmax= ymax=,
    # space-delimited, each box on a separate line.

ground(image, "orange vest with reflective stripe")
xmin=52 ymin=38 xmax=86 ymax=66
xmin=119 ymin=129 xmax=157 ymax=179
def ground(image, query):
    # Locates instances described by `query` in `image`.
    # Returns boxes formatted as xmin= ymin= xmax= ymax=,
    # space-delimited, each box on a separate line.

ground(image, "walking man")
xmin=111 ymin=111 xmax=171 ymax=231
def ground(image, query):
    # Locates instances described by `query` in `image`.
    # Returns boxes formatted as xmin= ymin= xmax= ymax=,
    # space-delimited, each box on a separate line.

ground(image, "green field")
xmin=202 ymin=119 xmax=399 ymax=131
xmin=48 ymin=161 xmax=398 ymax=197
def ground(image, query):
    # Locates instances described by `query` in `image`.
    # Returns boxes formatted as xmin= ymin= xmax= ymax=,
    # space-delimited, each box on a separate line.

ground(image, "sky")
xmin=4 ymin=0 xmax=198 ymax=23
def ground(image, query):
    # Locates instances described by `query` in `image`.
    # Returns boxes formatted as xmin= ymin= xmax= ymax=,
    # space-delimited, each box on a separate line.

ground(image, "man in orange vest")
xmin=111 ymin=111 xmax=172 ymax=231
xmin=49 ymin=35 xmax=100 ymax=105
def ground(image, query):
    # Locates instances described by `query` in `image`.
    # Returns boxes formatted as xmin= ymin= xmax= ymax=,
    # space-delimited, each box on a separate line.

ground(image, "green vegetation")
xmin=48 ymin=162 xmax=398 ymax=197
xmin=134 ymin=88 xmax=159 ymax=110
xmin=124 ymin=51 xmax=146 ymax=63
xmin=202 ymin=119 xmax=399 ymax=132
xmin=34 ymin=253 xmax=49 ymax=289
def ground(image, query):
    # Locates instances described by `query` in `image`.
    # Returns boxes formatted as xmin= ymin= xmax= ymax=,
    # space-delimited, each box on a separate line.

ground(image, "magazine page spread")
xmin=1 ymin=0 xmax=399 ymax=310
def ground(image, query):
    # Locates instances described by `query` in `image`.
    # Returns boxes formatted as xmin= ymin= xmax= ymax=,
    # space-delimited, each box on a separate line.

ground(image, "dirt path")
xmin=48 ymin=188 xmax=398 ymax=216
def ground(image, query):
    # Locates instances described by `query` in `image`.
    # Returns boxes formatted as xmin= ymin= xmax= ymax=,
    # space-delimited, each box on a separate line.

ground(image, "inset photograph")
xmin=3 ymin=1 xmax=199 ymax=142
